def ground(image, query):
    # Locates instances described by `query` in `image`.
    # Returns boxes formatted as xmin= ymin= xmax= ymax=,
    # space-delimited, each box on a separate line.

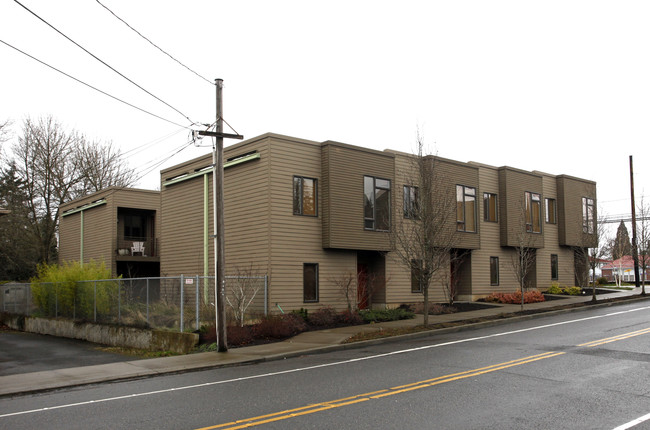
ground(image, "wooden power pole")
xmin=630 ymin=155 xmax=642 ymax=292
xmin=199 ymin=79 xmax=243 ymax=352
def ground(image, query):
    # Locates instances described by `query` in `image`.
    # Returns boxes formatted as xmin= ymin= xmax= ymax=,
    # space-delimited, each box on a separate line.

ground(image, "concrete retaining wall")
xmin=0 ymin=314 xmax=198 ymax=354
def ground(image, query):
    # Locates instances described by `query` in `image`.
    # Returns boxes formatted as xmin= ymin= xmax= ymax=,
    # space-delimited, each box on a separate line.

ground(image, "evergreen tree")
xmin=611 ymin=220 xmax=632 ymax=260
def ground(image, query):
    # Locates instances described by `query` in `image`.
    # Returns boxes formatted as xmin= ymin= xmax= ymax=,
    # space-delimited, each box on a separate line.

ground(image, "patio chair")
xmin=131 ymin=241 xmax=145 ymax=256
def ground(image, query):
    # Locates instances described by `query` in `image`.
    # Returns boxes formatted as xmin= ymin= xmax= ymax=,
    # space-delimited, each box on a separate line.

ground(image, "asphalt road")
xmin=0 ymin=329 xmax=134 ymax=376
xmin=2 ymin=301 xmax=650 ymax=429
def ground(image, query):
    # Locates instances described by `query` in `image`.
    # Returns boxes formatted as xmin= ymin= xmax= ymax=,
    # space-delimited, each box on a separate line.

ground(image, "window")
xmin=293 ymin=176 xmax=317 ymax=216
xmin=303 ymin=263 xmax=319 ymax=302
xmin=483 ymin=193 xmax=498 ymax=222
xmin=545 ymin=198 xmax=557 ymax=224
xmin=403 ymin=185 xmax=419 ymax=219
xmin=490 ymin=257 xmax=499 ymax=286
xmin=124 ymin=214 xmax=145 ymax=239
xmin=411 ymin=259 xmax=423 ymax=293
xmin=582 ymin=197 xmax=594 ymax=234
xmin=364 ymin=176 xmax=391 ymax=231
xmin=457 ymin=185 xmax=477 ymax=232
xmin=551 ymin=254 xmax=559 ymax=280
xmin=525 ymin=191 xmax=542 ymax=233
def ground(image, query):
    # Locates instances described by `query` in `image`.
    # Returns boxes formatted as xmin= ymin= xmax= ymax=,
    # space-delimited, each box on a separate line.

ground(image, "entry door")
xmin=357 ymin=263 xmax=369 ymax=309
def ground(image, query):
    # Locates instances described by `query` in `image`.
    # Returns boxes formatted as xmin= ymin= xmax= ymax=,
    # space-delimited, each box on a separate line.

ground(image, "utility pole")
xmin=198 ymin=79 xmax=243 ymax=352
xmin=630 ymin=155 xmax=642 ymax=292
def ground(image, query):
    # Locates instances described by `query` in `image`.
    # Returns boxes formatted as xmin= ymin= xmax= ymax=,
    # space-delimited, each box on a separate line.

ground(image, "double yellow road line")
xmin=198 ymin=327 xmax=650 ymax=430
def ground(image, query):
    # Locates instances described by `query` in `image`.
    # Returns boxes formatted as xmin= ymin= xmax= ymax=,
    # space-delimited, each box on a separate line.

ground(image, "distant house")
xmin=58 ymin=187 xmax=160 ymax=278
xmin=601 ymin=256 xmax=650 ymax=283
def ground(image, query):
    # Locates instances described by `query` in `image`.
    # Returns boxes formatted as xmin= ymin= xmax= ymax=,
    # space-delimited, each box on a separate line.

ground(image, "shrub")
xmin=253 ymin=313 xmax=307 ymax=339
xmin=227 ymin=325 xmax=254 ymax=346
xmin=31 ymin=260 xmax=117 ymax=319
xmin=337 ymin=310 xmax=364 ymax=325
xmin=565 ymin=286 xmax=582 ymax=296
xmin=359 ymin=308 xmax=415 ymax=323
xmin=485 ymin=291 xmax=545 ymax=304
xmin=546 ymin=282 xmax=563 ymax=295
xmin=597 ymin=277 xmax=608 ymax=286
xmin=308 ymin=307 xmax=338 ymax=327
xmin=412 ymin=302 xmax=456 ymax=315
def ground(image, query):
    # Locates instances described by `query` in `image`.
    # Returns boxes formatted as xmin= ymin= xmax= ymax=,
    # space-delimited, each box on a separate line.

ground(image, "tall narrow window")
xmin=403 ymin=185 xmax=419 ymax=219
xmin=582 ymin=197 xmax=594 ymax=234
xmin=525 ymin=191 xmax=542 ymax=233
xmin=545 ymin=198 xmax=557 ymax=224
xmin=411 ymin=259 xmax=423 ymax=293
xmin=457 ymin=185 xmax=477 ymax=232
xmin=484 ymin=192 xmax=498 ymax=222
xmin=364 ymin=176 xmax=391 ymax=231
xmin=551 ymin=254 xmax=559 ymax=280
xmin=293 ymin=176 xmax=317 ymax=216
xmin=490 ymin=257 xmax=499 ymax=286
xmin=303 ymin=263 xmax=319 ymax=302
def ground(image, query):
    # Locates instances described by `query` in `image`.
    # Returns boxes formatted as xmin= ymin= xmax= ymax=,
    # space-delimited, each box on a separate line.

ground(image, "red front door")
xmin=357 ymin=263 xmax=369 ymax=310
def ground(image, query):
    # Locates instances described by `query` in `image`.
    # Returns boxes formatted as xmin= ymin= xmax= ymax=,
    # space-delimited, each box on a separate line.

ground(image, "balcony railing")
xmin=116 ymin=237 xmax=158 ymax=257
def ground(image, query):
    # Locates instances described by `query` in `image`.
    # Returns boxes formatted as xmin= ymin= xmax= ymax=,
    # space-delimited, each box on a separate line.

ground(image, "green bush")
xmin=565 ymin=286 xmax=582 ymax=295
xmin=596 ymin=277 xmax=608 ymax=286
xmin=31 ymin=260 xmax=118 ymax=319
xmin=546 ymin=282 xmax=563 ymax=294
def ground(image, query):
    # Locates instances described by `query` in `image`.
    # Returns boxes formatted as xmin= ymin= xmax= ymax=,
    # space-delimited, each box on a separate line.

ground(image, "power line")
xmin=133 ymin=139 xmax=195 ymax=183
xmin=0 ymin=38 xmax=191 ymax=130
xmin=13 ymin=0 xmax=200 ymax=126
xmin=94 ymin=0 xmax=213 ymax=86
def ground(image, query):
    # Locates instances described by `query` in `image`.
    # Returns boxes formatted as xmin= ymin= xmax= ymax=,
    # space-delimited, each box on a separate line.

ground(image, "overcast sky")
xmin=1 ymin=0 xmax=648 ymax=233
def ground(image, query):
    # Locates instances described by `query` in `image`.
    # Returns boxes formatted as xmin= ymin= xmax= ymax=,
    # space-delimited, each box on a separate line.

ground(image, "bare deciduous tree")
xmin=225 ymin=265 xmax=263 ymax=327
xmin=509 ymin=198 xmax=538 ymax=311
xmin=573 ymin=209 xmax=607 ymax=302
xmin=636 ymin=197 xmax=649 ymax=295
xmin=329 ymin=272 xmax=356 ymax=313
xmin=390 ymin=135 xmax=458 ymax=326
xmin=4 ymin=115 xmax=137 ymax=265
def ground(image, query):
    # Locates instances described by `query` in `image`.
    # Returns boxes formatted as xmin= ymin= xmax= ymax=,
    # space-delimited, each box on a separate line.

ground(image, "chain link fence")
xmin=1 ymin=274 xmax=267 ymax=332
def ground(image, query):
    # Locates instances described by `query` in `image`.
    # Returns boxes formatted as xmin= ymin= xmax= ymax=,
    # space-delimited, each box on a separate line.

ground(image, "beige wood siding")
xmin=557 ymin=175 xmax=597 ymax=247
xmin=321 ymin=142 xmax=394 ymax=251
xmin=59 ymin=211 xmax=81 ymax=263
xmin=498 ymin=167 xmax=544 ymax=248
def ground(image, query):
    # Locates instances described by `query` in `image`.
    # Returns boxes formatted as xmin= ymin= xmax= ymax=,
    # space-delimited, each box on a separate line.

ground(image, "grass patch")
xmin=96 ymin=346 xmax=179 ymax=358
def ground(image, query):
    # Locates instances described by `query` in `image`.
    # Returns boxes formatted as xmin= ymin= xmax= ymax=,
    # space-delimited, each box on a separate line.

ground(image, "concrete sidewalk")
xmin=1 ymin=288 xmax=647 ymax=398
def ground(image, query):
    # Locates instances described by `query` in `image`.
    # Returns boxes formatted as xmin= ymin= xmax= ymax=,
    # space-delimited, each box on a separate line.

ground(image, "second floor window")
xmin=403 ymin=185 xmax=419 ymax=219
xmin=457 ymin=185 xmax=476 ymax=232
xmin=483 ymin=192 xmax=498 ymax=222
xmin=293 ymin=176 xmax=317 ymax=216
xmin=525 ymin=191 xmax=542 ymax=233
xmin=583 ymin=197 xmax=595 ymax=234
xmin=364 ymin=176 xmax=391 ymax=231
xmin=545 ymin=198 xmax=557 ymax=224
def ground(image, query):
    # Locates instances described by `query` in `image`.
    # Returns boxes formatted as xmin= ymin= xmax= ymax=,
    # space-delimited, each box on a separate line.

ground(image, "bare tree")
xmin=76 ymin=139 xmax=137 ymax=194
xmin=573 ymin=210 xmax=607 ymax=302
xmin=329 ymin=272 xmax=356 ymax=313
xmin=636 ymin=197 xmax=649 ymax=295
xmin=390 ymin=136 xmax=458 ymax=326
xmin=5 ymin=116 xmax=137 ymax=265
xmin=225 ymin=265 xmax=263 ymax=327
xmin=509 ymin=197 xmax=539 ymax=311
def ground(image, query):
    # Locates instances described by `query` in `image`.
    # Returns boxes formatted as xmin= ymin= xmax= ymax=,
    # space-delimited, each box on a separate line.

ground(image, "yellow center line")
xmin=578 ymin=327 xmax=650 ymax=347
xmin=195 ymin=351 xmax=564 ymax=430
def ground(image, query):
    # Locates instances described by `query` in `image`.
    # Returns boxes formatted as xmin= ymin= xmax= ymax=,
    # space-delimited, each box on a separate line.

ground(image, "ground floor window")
xmin=551 ymin=254 xmax=559 ymax=280
xmin=303 ymin=263 xmax=319 ymax=302
xmin=411 ymin=259 xmax=423 ymax=293
xmin=490 ymin=257 xmax=499 ymax=286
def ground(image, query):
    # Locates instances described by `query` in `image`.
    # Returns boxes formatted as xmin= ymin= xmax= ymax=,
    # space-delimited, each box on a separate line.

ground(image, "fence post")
xmin=180 ymin=275 xmax=184 ymax=332
xmin=118 ymin=279 xmax=122 ymax=324
xmin=94 ymin=280 xmax=97 ymax=322
xmin=146 ymin=278 xmax=150 ymax=325
xmin=195 ymin=275 xmax=200 ymax=330
xmin=264 ymin=275 xmax=268 ymax=316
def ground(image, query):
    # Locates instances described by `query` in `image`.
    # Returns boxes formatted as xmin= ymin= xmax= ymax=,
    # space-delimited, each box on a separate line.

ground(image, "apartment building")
xmin=59 ymin=187 xmax=161 ymax=278
xmin=58 ymin=132 xmax=596 ymax=311
xmin=156 ymin=133 xmax=597 ymax=311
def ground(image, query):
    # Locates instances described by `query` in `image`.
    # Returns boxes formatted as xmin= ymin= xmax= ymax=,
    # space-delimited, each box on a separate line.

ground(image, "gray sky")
xmin=1 ymin=0 xmax=648 ymax=231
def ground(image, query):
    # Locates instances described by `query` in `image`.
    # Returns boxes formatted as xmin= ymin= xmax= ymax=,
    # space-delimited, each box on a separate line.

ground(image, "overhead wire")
xmin=12 ymin=0 xmax=200 ymax=126
xmin=94 ymin=0 xmax=214 ymax=86
xmin=0 ymin=38 xmax=191 ymax=130
xmin=133 ymin=139 xmax=195 ymax=183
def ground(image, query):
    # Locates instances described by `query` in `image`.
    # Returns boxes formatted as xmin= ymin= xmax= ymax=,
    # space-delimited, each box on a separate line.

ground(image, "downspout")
xmin=80 ymin=210 xmax=84 ymax=265
xmin=204 ymin=173 xmax=210 ymax=304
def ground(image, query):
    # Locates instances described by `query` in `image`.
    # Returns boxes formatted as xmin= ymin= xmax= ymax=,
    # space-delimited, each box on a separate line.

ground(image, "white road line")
xmin=613 ymin=412 xmax=650 ymax=430
xmin=2 ymin=304 xmax=649 ymax=420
